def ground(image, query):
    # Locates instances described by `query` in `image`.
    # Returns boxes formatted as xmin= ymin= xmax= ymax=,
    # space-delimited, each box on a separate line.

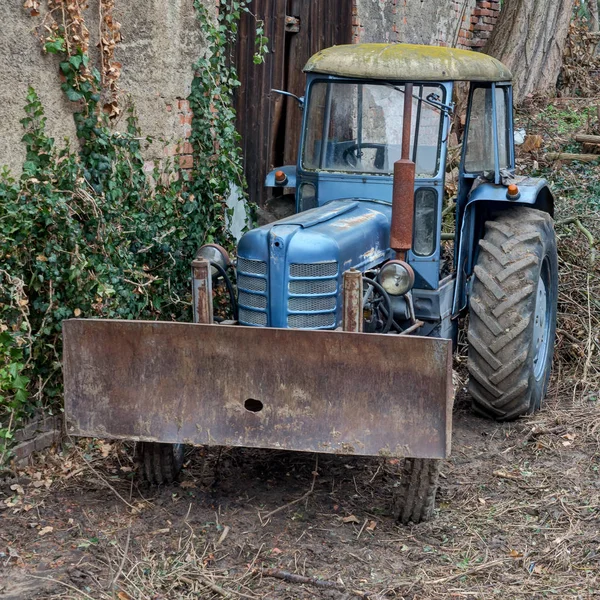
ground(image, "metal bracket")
xmin=343 ymin=268 xmax=363 ymax=333
xmin=191 ymin=258 xmax=213 ymax=324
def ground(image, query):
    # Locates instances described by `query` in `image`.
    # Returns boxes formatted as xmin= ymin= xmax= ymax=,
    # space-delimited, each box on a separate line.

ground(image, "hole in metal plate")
xmin=244 ymin=398 xmax=264 ymax=413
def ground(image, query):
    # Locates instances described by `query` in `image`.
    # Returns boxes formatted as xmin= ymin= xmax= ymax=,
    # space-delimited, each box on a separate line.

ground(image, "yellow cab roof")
xmin=304 ymin=43 xmax=512 ymax=83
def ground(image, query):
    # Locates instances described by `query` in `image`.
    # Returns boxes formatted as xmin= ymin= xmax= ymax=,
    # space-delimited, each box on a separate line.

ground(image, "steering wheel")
xmin=342 ymin=143 xmax=387 ymax=170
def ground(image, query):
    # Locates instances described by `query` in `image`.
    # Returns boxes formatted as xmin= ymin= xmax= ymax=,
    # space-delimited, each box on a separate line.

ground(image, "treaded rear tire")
xmin=467 ymin=207 xmax=558 ymax=421
xmin=139 ymin=442 xmax=184 ymax=485
xmin=394 ymin=458 xmax=441 ymax=524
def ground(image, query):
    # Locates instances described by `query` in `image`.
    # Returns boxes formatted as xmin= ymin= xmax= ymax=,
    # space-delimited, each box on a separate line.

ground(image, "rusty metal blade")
xmin=63 ymin=320 xmax=453 ymax=458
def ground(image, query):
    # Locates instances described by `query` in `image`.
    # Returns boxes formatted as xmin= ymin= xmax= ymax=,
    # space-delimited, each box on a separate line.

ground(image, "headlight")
xmin=378 ymin=260 xmax=414 ymax=296
xmin=195 ymin=244 xmax=231 ymax=277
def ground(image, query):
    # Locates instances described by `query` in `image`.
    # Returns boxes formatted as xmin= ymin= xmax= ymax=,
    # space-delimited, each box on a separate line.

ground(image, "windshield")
xmin=302 ymin=81 xmax=445 ymax=177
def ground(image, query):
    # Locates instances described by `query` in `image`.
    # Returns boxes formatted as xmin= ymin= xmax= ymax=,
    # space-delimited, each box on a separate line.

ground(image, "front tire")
xmin=138 ymin=442 xmax=184 ymax=485
xmin=467 ymin=208 xmax=558 ymax=421
xmin=394 ymin=458 xmax=441 ymax=524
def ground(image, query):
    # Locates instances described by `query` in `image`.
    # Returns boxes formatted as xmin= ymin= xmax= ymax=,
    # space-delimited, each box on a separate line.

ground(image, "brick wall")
xmin=455 ymin=0 xmax=501 ymax=50
xmin=352 ymin=0 xmax=500 ymax=51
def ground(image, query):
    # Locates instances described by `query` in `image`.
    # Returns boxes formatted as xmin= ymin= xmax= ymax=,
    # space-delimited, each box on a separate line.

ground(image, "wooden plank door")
xmin=234 ymin=0 xmax=352 ymax=207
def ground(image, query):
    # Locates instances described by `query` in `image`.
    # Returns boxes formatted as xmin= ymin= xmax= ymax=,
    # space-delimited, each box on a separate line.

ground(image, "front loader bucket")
xmin=63 ymin=320 xmax=453 ymax=458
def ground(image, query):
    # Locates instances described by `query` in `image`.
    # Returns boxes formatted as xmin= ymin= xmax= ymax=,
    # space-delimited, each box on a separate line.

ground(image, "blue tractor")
xmin=63 ymin=44 xmax=558 ymax=523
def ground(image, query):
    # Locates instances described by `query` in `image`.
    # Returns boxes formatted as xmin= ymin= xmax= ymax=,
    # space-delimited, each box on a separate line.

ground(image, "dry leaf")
xmin=342 ymin=515 xmax=360 ymax=524
xmin=562 ymin=433 xmax=576 ymax=440
xmin=478 ymin=497 xmax=486 ymax=505
xmin=522 ymin=134 xmax=543 ymax=152
xmin=100 ymin=442 xmax=112 ymax=457
xmin=38 ymin=526 xmax=53 ymax=536
xmin=10 ymin=484 xmax=24 ymax=495
xmin=179 ymin=480 xmax=196 ymax=488
xmin=508 ymin=549 xmax=522 ymax=558
xmin=117 ymin=592 xmax=132 ymax=600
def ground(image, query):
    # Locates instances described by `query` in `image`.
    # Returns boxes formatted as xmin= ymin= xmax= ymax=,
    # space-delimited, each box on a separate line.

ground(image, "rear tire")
xmin=138 ymin=442 xmax=184 ymax=485
xmin=467 ymin=208 xmax=558 ymax=421
xmin=394 ymin=458 xmax=441 ymax=524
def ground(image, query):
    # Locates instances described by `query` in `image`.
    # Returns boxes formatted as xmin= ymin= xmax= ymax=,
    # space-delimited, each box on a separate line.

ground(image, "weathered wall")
xmin=0 ymin=0 xmax=206 ymax=175
xmin=353 ymin=0 xmax=500 ymax=49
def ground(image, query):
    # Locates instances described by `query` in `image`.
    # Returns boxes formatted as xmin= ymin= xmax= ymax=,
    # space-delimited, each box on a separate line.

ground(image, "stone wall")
xmin=0 ymin=0 xmax=207 ymax=176
xmin=353 ymin=0 xmax=500 ymax=50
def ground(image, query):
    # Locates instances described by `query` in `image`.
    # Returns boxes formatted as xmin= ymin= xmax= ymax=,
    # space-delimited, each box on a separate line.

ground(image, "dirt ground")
xmin=0 ymin=374 xmax=599 ymax=600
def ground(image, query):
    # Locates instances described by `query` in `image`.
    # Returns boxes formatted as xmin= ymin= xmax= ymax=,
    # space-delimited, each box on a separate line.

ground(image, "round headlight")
xmin=378 ymin=260 xmax=415 ymax=296
xmin=195 ymin=244 xmax=231 ymax=277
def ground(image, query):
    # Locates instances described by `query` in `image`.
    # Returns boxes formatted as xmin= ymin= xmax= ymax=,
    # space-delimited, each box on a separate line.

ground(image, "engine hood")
xmin=239 ymin=199 xmax=393 ymax=272
xmin=236 ymin=200 xmax=393 ymax=328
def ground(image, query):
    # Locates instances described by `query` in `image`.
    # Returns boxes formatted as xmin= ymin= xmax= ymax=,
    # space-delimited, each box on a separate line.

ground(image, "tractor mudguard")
xmin=63 ymin=319 xmax=453 ymax=459
xmin=452 ymin=178 xmax=554 ymax=316
xmin=265 ymin=165 xmax=297 ymax=188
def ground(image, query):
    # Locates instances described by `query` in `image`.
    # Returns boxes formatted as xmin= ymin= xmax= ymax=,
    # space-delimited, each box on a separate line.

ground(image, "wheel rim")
xmin=533 ymin=256 xmax=551 ymax=381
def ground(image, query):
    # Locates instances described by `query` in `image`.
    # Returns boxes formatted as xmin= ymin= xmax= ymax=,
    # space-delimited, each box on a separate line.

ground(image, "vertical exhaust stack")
xmin=390 ymin=83 xmax=416 ymax=260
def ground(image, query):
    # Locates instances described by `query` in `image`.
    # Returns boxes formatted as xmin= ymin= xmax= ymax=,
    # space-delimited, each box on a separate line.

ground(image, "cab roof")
xmin=304 ymin=43 xmax=512 ymax=83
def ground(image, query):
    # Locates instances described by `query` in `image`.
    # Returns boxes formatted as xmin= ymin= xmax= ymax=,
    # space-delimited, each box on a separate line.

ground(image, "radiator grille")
xmin=237 ymin=257 xmax=267 ymax=276
xmin=237 ymin=274 xmax=266 ymax=293
xmin=237 ymin=257 xmax=268 ymax=327
xmin=288 ymin=295 xmax=336 ymax=312
xmin=239 ymin=308 xmax=267 ymax=326
xmin=239 ymin=292 xmax=267 ymax=310
xmin=290 ymin=261 xmax=338 ymax=278
xmin=287 ymin=261 xmax=339 ymax=330
xmin=289 ymin=279 xmax=337 ymax=295
xmin=288 ymin=313 xmax=336 ymax=329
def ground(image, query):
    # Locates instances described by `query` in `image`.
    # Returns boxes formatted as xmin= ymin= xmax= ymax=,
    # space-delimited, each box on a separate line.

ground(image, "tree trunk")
xmin=484 ymin=0 xmax=575 ymax=104
xmin=590 ymin=0 xmax=599 ymax=33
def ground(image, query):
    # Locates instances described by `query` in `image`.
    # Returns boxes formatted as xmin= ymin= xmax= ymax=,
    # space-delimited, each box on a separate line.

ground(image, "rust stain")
xmin=62 ymin=319 xmax=453 ymax=458
xmin=330 ymin=211 xmax=378 ymax=230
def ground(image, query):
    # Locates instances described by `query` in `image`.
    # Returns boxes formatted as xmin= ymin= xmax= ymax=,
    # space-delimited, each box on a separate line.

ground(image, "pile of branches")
xmin=559 ymin=16 xmax=600 ymax=97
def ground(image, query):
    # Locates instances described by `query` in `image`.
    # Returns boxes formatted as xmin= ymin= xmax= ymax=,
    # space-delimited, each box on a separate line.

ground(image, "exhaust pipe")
xmin=390 ymin=83 xmax=416 ymax=261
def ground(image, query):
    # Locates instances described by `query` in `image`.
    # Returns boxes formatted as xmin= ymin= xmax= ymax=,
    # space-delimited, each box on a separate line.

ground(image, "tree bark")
xmin=590 ymin=0 xmax=599 ymax=33
xmin=484 ymin=0 xmax=575 ymax=105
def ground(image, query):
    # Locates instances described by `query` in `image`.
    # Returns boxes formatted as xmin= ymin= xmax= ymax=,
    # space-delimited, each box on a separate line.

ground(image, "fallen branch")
xmin=259 ymin=456 xmax=318 ymax=523
xmin=575 ymin=134 xmax=600 ymax=144
xmin=546 ymin=152 xmax=600 ymax=163
xmin=259 ymin=568 xmax=370 ymax=599
xmin=427 ymin=558 xmax=507 ymax=585
xmin=556 ymin=217 xmax=596 ymax=266
xmin=180 ymin=574 xmax=233 ymax=599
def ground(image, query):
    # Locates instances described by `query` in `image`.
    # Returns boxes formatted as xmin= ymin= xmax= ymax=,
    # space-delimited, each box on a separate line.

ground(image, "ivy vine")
xmin=0 ymin=0 xmax=264 ymax=464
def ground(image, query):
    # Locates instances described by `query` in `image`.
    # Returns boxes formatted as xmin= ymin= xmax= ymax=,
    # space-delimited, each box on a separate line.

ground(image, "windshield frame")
xmin=300 ymin=77 xmax=448 ymax=178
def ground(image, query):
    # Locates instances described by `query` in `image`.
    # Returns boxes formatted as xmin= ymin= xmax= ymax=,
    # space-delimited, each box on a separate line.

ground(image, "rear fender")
xmin=452 ymin=179 xmax=554 ymax=316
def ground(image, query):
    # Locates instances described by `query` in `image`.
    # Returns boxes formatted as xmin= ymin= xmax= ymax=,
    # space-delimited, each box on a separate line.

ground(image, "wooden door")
xmin=234 ymin=0 xmax=352 ymax=206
